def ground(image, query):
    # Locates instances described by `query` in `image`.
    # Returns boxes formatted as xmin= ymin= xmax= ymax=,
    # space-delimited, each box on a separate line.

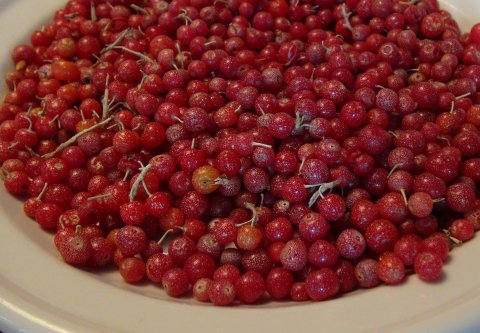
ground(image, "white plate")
xmin=0 ymin=1 xmax=479 ymax=332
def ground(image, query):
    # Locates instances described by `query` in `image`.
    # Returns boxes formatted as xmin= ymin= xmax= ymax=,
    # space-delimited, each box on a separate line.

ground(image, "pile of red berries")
xmin=1 ymin=0 xmax=480 ymax=305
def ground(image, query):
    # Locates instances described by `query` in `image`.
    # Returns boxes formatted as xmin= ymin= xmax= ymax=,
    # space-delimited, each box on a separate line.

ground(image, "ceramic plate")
xmin=0 ymin=1 xmax=479 ymax=332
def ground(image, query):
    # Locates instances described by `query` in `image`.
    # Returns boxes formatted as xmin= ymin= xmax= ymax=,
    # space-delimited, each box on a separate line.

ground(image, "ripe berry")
xmin=162 ymin=268 xmax=190 ymax=297
xmin=414 ymin=252 xmax=443 ymax=282
xmin=305 ymin=268 xmax=340 ymax=301
xmin=208 ymin=279 xmax=236 ymax=306
xmin=119 ymin=257 xmax=146 ymax=283
xmin=58 ymin=232 xmax=93 ymax=266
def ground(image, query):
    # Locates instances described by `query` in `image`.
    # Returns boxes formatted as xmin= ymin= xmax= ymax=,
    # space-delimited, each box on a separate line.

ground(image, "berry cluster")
xmin=1 ymin=0 xmax=480 ymax=305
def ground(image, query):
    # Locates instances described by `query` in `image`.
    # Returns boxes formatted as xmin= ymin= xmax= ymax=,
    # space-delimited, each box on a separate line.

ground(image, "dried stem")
xmin=341 ymin=3 xmax=353 ymax=31
xmin=36 ymin=182 xmax=49 ymax=200
xmin=400 ymin=189 xmax=408 ymax=206
xmin=90 ymin=0 xmax=97 ymax=22
xmin=129 ymin=163 xmax=153 ymax=202
xmin=101 ymin=28 xmax=131 ymax=54
xmin=114 ymin=46 xmax=154 ymax=63
xmin=455 ymin=92 xmax=471 ymax=100
xmin=158 ymin=229 xmax=173 ymax=245
xmin=443 ymin=229 xmax=462 ymax=246
xmin=252 ymin=142 xmax=272 ymax=149
xmin=130 ymin=4 xmax=149 ymax=14
xmin=235 ymin=203 xmax=258 ymax=227
xmin=295 ymin=112 xmax=306 ymax=130
xmin=42 ymin=117 xmax=113 ymax=158
xmin=87 ymin=193 xmax=112 ymax=201
xmin=307 ymin=179 xmax=340 ymax=208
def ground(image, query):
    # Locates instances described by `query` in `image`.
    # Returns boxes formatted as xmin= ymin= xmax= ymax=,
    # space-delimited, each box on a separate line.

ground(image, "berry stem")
xmin=158 ymin=229 xmax=173 ymax=245
xmin=129 ymin=163 xmax=153 ymax=202
xmin=213 ymin=176 xmax=229 ymax=186
xmin=306 ymin=179 xmax=340 ymax=207
xmin=235 ymin=202 xmax=258 ymax=227
xmin=294 ymin=112 xmax=306 ymax=130
xmin=172 ymin=115 xmax=184 ymax=124
xmin=298 ymin=158 xmax=306 ymax=176
xmin=101 ymin=74 xmax=113 ymax=119
xmin=130 ymin=4 xmax=149 ymax=14
xmin=437 ymin=135 xmax=451 ymax=146
xmin=114 ymin=46 xmax=154 ymax=63
xmin=41 ymin=116 xmax=113 ymax=158
xmin=90 ymin=1 xmax=97 ymax=22
xmin=388 ymin=163 xmax=401 ymax=177
xmin=399 ymin=0 xmax=419 ymax=5
xmin=341 ymin=3 xmax=353 ymax=31
xmin=87 ymin=193 xmax=111 ymax=201
xmin=36 ymin=182 xmax=49 ymax=200
xmin=252 ymin=142 xmax=272 ymax=149
xmin=442 ymin=229 xmax=463 ymax=246
xmin=142 ymin=181 xmax=152 ymax=197
xmin=455 ymin=92 xmax=471 ymax=100
xmin=101 ymin=28 xmax=132 ymax=54
xmin=400 ymin=188 xmax=408 ymax=206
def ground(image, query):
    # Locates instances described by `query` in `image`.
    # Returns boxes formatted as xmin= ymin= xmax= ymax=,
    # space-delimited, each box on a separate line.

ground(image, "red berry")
xmin=305 ymin=268 xmax=340 ymax=301
xmin=414 ymin=252 xmax=443 ymax=282
xmin=162 ymin=268 xmax=190 ymax=297
xmin=208 ymin=279 xmax=236 ymax=306
xmin=58 ymin=232 xmax=93 ymax=265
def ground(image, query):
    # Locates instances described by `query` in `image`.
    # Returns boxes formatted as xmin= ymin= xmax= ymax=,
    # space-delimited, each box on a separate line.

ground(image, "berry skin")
xmin=449 ymin=219 xmax=475 ymax=242
xmin=408 ymin=192 xmax=433 ymax=218
xmin=446 ymin=183 xmax=476 ymax=213
xmin=215 ymin=149 xmax=241 ymax=177
xmin=145 ymin=192 xmax=171 ymax=218
xmin=336 ymin=229 xmax=366 ymax=260
xmin=365 ymin=219 xmax=399 ymax=254
xmin=265 ymin=217 xmax=293 ymax=243
xmin=89 ymin=237 xmax=115 ymax=268
xmin=355 ymin=259 xmax=380 ymax=288
xmin=268 ymin=112 xmax=295 ymax=139
xmin=414 ymin=252 xmax=443 ymax=282
xmin=358 ymin=124 xmax=392 ymax=155
xmin=213 ymin=218 xmax=238 ymax=245
xmin=377 ymin=252 xmax=405 ymax=285
xmin=394 ymin=234 xmax=423 ymax=266
xmin=470 ymin=23 xmax=480 ymax=43
xmin=162 ymin=268 xmax=190 ymax=297
xmin=3 ymin=170 xmax=29 ymax=196
xmin=317 ymin=193 xmax=346 ymax=222
xmin=193 ymin=278 xmax=212 ymax=302
xmin=298 ymin=212 xmax=330 ymax=243
xmin=58 ymin=232 xmax=92 ymax=266
xmin=146 ymin=253 xmax=174 ymax=284
xmin=280 ymin=238 xmax=308 ymax=271
xmin=309 ymin=239 xmax=339 ymax=269
xmin=112 ymin=129 xmax=141 ymax=154
xmin=237 ymin=225 xmax=263 ymax=251
xmin=266 ymin=267 xmax=294 ymax=300
xmin=235 ymin=271 xmax=266 ymax=304
xmin=281 ymin=176 xmax=308 ymax=204
xmin=213 ymin=265 xmax=242 ymax=284
xmin=119 ymin=257 xmax=146 ymax=284
xmin=35 ymin=203 xmax=63 ymax=230
xmin=184 ymin=253 xmax=216 ymax=284
xmin=116 ymin=226 xmax=147 ymax=257
xmin=192 ymin=165 xmax=220 ymax=195
xmin=208 ymin=279 xmax=236 ymax=306
xmin=120 ymin=201 xmax=146 ymax=226
xmin=305 ymin=268 xmax=340 ymax=301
